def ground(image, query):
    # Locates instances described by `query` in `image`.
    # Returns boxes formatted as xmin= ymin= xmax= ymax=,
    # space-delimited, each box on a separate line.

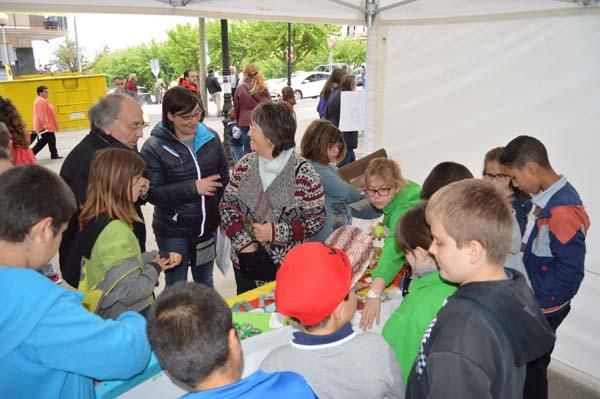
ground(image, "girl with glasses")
xmin=483 ymin=146 xmax=531 ymax=286
xmin=360 ymin=157 xmax=421 ymax=330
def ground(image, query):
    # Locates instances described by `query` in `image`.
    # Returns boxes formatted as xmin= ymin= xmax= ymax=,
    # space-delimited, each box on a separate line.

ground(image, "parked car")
xmin=267 ymin=71 xmax=330 ymax=101
xmin=351 ymin=67 xmax=364 ymax=87
xmin=313 ymin=63 xmax=349 ymax=73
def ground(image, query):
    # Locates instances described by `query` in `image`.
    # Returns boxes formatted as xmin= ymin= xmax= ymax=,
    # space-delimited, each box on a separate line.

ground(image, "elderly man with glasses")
xmin=59 ymin=94 xmax=149 ymax=287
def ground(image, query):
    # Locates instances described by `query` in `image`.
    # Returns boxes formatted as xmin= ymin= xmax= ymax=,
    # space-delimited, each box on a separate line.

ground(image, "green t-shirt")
xmin=371 ymin=180 xmax=422 ymax=284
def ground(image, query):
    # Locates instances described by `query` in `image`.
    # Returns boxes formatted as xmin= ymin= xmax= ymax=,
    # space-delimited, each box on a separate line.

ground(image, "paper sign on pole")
xmin=339 ymin=91 xmax=366 ymax=132
xmin=150 ymin=59 xmax=160 ymax=79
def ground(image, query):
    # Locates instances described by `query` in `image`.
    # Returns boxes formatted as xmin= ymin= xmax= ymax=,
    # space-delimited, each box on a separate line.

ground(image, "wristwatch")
xmin=367 ymin=288 xmax=382 ymax=300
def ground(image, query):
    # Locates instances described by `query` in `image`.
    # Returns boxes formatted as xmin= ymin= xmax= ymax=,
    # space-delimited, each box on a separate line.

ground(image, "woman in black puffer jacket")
xmin=141 ymin=87 xmax=229 ymax=286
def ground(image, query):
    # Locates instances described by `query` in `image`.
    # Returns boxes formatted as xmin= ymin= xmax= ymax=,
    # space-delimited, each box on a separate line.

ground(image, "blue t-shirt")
xmin=0 ymin=267 xmax=151 ymax=399
xmin=181 ymin=370 xmax=317 ymax=399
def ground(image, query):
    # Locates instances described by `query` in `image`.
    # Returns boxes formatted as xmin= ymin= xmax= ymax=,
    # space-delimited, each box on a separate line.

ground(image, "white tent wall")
xmin=373 ymin=11 xmax=600 ymax=379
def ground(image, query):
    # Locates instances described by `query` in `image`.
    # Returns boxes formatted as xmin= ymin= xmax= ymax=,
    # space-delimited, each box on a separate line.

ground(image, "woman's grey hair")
xmin=88 ymin=94 xmax=127 ymax=130
xmin=251 ymin=101 xmax=296 ymax=158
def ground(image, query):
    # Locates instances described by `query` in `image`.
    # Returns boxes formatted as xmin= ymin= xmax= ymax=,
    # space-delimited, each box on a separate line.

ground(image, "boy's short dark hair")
xmin=396 ymin=202 xmax=432 ymax=253
xmin=36 ymin=85 xmax=48 ymax=95
xmin=0 ymin=165 xmax=76 ymax=242
xmin=421 ymin=161 xmax=473 ymax=200
xmin=499 ymin=135 xmax=551 ymax=168
xmin=147 ymin=282 xmax=234 ymax=388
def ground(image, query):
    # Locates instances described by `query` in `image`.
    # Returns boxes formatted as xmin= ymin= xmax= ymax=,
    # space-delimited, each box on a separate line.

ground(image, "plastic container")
xmin=0 ymin=74 xmax=107 ymax=131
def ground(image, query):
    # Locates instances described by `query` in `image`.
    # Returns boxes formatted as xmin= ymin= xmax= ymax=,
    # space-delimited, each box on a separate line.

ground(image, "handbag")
xmin=195 ymin=235 xmax=216 ymax=266
xmin=235 ymin=161 xmax=307 ymax=281
xmin=237 ymin=245 xmax=278 ymax=281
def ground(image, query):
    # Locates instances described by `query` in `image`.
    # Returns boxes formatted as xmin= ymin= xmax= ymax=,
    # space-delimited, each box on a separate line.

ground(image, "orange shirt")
xmin=33 ymin=96 xmax=58 ymax=132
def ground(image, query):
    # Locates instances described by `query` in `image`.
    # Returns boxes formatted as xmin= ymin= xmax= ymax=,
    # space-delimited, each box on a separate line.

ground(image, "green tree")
xmin=206 ymin=21 xmax=337 ymax=78
xmin=54 ymin=37 xmax=89 ymax=72
xmin=92 ymin=20 xmax=344 ymax=86
xmin=332 ymin=38 xmax=366 ymax=68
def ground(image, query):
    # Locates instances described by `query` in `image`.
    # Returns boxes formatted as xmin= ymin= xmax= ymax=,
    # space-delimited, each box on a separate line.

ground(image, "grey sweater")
xmin=261 ymin=329 xmax=405 ymax=399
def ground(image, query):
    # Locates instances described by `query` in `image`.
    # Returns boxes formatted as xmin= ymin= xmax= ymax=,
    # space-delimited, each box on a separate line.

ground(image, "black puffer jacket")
xmin=141 ymin=123 xmax=229 ymax=240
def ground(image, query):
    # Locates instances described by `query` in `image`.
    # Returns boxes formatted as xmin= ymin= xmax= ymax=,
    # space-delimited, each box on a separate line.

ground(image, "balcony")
xmin=43 ymin=16 xmax=68 ymax=31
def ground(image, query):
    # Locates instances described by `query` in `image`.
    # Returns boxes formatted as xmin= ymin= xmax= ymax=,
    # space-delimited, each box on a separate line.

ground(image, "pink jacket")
xmin=33 ymin=96 xmax=58 ymax=133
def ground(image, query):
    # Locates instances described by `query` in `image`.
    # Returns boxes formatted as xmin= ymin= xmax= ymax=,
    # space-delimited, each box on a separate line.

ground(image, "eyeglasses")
xmin=117 ymin=118 xmax=145 ymax=132
xmin=364 ymin=187 xmax=392 ymax=197
xmin=483 ymin=172 xmax=509 ymax=180
xmin=175 ymin=110 xmax=202 ymax=121
xmin=328 ymin=142 xmax=343 ymax=150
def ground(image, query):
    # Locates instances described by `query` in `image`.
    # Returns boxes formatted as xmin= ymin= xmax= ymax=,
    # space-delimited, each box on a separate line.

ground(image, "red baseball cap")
xmin=275 ymin=242 xmax=352 ymax=326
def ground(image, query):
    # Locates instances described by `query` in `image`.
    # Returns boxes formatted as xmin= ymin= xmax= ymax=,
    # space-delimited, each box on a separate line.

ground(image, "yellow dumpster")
xmin=0 ymin=74 xmax=108 ymax=132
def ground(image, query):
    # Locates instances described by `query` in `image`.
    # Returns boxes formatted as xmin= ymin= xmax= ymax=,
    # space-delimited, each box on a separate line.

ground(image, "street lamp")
xmin=0 ymin=13 xmax=9 ymax=67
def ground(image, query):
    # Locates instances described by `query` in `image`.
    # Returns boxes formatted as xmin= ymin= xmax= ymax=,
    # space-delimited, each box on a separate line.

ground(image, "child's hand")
xmin=154 ymin=252 xmax=182 ymax=271
xmin=359 ymin=297 xmax=381 ymax=331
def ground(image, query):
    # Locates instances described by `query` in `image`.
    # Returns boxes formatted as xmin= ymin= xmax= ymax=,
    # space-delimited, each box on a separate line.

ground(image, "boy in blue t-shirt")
xmin=147 ymin=282 xmax=316 ymax=399
xmin=0 ymin=165 xmax=152 ymax=399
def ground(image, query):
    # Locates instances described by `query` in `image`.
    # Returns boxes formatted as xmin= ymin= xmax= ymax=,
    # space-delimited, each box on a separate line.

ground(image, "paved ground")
xmin=42 ymin=97 xmax=324 ymax=299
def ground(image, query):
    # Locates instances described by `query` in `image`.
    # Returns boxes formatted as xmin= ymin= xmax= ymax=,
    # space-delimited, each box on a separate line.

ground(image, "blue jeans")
xmin=231 ymin=144 xmax=244 ymax=163
xmin=240 ymin=126 xmax=252 ymax=155
xmin=156 ymin=236 xmax=214 ymax=287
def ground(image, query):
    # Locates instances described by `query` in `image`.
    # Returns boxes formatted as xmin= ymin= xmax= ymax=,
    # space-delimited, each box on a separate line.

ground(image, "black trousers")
xmin=523 ymin=303 xmax=571 ymax=399
xmin=32 ymin=131 xmax=59 ymax=157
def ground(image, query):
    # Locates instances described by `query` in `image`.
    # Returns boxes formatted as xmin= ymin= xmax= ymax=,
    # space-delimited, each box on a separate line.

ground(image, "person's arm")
xmin=325 ymin=93 xmax=341 ymax=127
xmin=320 ymin=165 xmax=365 ymax=204
xmin=38 ymin=100 xmax=54 ymax=131
xmin=271 ymin=163 xmax=326 ymax=245
xmin=208 ymin=129 xmax=230 ymax=201
xmin=350 ymin=198 xmax=382 ymax=220
xmin=260 ymin=89 xmax=271 ymax=102
xmin=60 ymin=159 xmax=89 ymax=207
xmin=141 ymin=141 xmax=201 ymax=207
xmin=234 ymin=89 xmax=241 ymax=122
xmin=219 ymin=160 xmax=254 ymax=252
xmin=362 ymin=190 xmax=419 ymax=329
xmin=96 ymin=255 xmax=160 ymax=310
xmin=411 ymin=352 xmax=493 ymax=399
xmin=371 ymin=193 xmax=419 ymax=285
xmin=29 ymin=294 xmax=151 ymax=381
xmin=232 ymin=125 xmax=242 ymax=139
xmin=546 ymin=206 xmax=589 ymax=306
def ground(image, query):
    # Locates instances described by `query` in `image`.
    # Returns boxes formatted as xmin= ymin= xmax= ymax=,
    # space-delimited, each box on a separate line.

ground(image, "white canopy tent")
xmin=3 ymin=0 xmax=600 ymax=382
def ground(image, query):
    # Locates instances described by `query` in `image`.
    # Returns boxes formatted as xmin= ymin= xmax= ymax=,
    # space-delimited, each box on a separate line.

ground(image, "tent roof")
xmin=1 ymin=0 xmax=588 ymax=24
